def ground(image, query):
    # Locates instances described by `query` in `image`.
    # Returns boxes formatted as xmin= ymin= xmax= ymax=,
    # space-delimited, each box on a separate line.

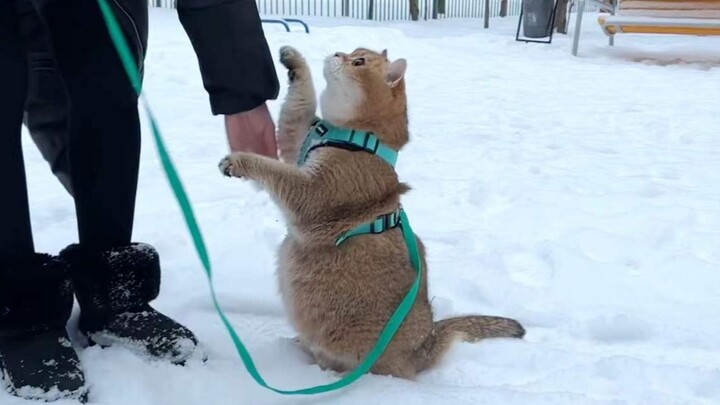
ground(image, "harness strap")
xmin=297 ymin=119 xmax=402 ymax=245
xmin=335 ymin=207 xmax=402 ymax=246
xmin=298 ymin=119 xmax=398 ymax=168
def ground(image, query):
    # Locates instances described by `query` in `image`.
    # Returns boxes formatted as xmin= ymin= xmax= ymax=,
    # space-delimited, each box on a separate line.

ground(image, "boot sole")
xmin=1 ymin=338 xmax=90 ymax=403
xmin=82 ymin=330 xmax=208 ymax=366
xmin=1 ymin=360 xmax=89 ymax=404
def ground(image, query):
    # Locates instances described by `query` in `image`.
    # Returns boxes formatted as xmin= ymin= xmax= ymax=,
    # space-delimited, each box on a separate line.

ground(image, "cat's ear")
xmin=386 ymin=58 xmax=407 ymax=88
xmin=381 ymin=49 xmax=388 ymax=60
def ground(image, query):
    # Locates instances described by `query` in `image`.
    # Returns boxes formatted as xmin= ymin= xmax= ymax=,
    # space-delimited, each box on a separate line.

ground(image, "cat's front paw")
xmin=279 ymin=45 xmax=304 ymax=69
xmin=218 ymin=153 xmax=246 ymax=178
xmin=279 ymin=46 xmax=308 ymax=83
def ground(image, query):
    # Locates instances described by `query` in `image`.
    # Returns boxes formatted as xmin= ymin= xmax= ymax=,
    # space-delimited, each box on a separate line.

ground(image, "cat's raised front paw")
xmin=279 ymin=45 xmax=305 ymax=70
xmin=218 ymin=154 xmax=245 ymax=178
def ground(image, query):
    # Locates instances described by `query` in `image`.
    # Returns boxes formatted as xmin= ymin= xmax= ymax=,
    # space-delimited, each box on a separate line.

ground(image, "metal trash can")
xmin=522 ymin=0 xmax=554 ymax=38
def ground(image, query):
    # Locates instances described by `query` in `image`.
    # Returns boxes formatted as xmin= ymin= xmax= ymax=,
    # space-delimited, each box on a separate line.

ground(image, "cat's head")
xmin=320 ymin=48 xmax=408 ymax=148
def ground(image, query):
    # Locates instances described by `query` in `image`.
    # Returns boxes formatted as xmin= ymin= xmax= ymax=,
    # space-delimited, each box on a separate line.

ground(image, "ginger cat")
xmin=218 ymin=46 xmax=525 ymax=379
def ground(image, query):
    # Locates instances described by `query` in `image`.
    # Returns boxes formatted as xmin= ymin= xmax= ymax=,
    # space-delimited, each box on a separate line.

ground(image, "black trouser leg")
xmin=0 ymin=1 xmax=34 ymax=260
xmin=1 ymin=6 xmax=87 ymax=401
xmin=21 ymin=2 xmax=73 ymax=195
xmin=23 ymin=0 xmax=148 ymax=198
xmin=33 ymin=0 xmax=147 ymax=250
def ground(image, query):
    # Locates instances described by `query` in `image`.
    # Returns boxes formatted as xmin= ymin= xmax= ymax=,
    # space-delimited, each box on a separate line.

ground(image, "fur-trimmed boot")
xmin=60 ymin=243 xmax=202 ymax=365
xmin=0 ymin=254 xmax=88 ymax=403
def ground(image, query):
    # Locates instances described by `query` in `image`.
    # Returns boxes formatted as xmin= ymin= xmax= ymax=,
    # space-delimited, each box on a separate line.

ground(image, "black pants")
xmin=1 ymin=0 xmax=145 ymax=257
xmin=0 ymin=0 xmax=279 ymax=259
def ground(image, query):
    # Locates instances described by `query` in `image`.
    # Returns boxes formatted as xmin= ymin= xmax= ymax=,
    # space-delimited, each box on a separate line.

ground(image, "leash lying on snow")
xmin=97 ymin=0 xmax=422 ymax=395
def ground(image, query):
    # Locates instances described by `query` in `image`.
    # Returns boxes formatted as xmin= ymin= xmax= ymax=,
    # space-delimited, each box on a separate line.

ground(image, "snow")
xmin=6 ymin=7 xmax=720 ymax=405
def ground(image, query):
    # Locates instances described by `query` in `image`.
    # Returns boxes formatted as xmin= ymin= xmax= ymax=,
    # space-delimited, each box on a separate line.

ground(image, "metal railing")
xmin=148 ymin=0 xmax=527 ymax=21
xmin=149 ymin=1 xmax=603 ymax=22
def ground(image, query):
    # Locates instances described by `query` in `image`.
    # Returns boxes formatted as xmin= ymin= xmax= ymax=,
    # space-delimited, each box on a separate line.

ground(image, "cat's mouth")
xmin=323 ymin=54 xmax=344 ymax=79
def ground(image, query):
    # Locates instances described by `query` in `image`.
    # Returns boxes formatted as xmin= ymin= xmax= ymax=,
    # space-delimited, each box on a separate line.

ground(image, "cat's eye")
xmin=352 ymin=58 xmax=366 ymax=66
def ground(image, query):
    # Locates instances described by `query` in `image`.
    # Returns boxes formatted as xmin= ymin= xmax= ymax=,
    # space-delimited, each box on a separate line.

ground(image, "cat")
xmin=218 ymin=46 xmax=525 ymax=379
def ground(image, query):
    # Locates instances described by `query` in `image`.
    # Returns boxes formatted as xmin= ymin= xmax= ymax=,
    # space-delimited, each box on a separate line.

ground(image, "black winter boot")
xmin=0 ymin=254 xmax=88 ymax=403
xmin=60 ymin=243 xmax=203 ymax=365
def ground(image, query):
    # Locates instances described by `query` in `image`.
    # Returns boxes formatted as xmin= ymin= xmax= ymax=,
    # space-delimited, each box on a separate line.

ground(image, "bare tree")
xmin=410 ymin=0 xmax=419 ymax=20
xmin=554 ymin=0 xmax=570 ymax=34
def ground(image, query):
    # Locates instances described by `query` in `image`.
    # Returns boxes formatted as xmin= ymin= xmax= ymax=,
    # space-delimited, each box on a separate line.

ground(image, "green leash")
xmin=97 ymin=0 xmax=422 ymax=395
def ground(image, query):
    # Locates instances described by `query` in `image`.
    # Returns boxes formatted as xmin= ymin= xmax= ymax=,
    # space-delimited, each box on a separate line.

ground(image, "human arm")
xmin=176 ymin=0 xmax=280 ymax=158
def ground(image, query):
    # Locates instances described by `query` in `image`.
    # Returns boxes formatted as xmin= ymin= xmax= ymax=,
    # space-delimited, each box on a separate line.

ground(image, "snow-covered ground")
xmin=7 ymin=7 xmax=720 ymax=405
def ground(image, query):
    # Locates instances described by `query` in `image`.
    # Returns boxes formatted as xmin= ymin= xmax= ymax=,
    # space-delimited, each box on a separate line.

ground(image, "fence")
xmin=148 ymin=1 xmax=603 ymax=22
xmin=148 ymin=0 xmax=526 ymax=21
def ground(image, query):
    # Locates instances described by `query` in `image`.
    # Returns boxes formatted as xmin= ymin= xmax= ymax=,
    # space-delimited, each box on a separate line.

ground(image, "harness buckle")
xmin=315 ymin=124 xmax=329 ymax=137
xmin=370 ymin=134 xmax=380 ymax=154
xmin=383 ymin=213 xmax=392 ymax=230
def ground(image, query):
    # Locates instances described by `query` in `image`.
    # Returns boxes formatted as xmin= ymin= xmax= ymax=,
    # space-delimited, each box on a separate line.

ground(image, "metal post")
xmin=342 ymin=0 xmax=350 ymax=17
xmin=571 ymin=0 xmax=586 ymax=56
xmin=484 ymin=0 xmax=490 ymax=28
xmin=609 ymin=0 xmax=617 ymax=46
xmin=368 ymin=0 xmax=375 ymax=20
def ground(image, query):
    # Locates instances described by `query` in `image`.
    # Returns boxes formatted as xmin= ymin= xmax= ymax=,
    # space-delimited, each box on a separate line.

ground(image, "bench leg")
xmin=608 ymin=2 xmax=616 ymax=46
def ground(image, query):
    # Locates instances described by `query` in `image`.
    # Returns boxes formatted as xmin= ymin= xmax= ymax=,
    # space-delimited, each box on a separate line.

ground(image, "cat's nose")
xmin=334 ymin=52 xmax=348 ymax=59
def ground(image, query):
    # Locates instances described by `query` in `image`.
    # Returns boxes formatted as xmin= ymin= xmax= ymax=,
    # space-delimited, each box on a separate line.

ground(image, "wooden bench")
xmin=571 ymin=0 xmax=720 ymax=55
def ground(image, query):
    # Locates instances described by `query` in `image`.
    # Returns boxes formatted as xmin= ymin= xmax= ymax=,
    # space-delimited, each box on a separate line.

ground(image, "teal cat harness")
xmin=297 ymin=119 xmax=402 ymax=246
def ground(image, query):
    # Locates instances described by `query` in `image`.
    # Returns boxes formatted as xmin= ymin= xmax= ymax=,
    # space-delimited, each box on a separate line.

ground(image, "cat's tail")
xmin=414 ymin=315 xmax=525 ymax=372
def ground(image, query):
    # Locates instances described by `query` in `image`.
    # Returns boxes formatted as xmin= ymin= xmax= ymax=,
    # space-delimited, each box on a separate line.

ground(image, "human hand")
xmin=224 ymin=103 xmax=278 ymax=159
